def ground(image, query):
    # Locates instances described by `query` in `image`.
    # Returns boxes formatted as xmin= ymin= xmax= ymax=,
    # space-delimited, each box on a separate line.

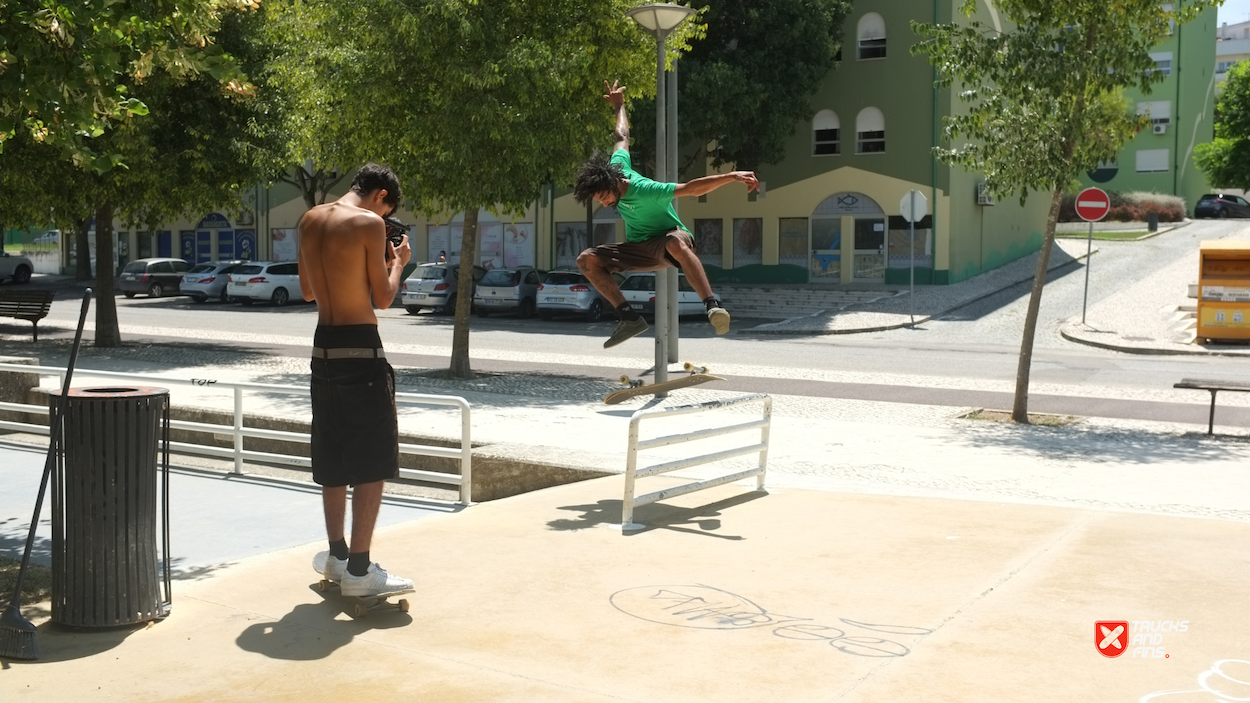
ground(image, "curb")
xmin=1059 ymin=323 xmax=1250 ymax=358
xmin=746 ymin=244 xmax=1094 ymax=337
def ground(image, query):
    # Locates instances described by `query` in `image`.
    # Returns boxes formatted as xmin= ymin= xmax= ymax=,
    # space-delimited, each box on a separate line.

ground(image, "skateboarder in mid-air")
xmin=574 ymin=80 xmax=760 ymax=349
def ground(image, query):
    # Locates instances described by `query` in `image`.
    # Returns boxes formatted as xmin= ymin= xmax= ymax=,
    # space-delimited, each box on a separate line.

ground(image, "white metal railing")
xmin=620 ymin=393 xmax=771 ymax=530
xmin=0 ymin=362 xmax=473 ymax=505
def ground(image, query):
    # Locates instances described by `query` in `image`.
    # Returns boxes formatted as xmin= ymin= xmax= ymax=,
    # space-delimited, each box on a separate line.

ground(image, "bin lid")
xmin=51 ymin=386 xmax=170 ymax=398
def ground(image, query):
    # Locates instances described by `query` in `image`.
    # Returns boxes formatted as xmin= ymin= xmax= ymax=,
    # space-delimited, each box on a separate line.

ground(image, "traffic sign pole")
xmin=1075 ymin=187 xmax=1110 ymax=325
xmin=899 ymin=189 xmax=928 ymax=327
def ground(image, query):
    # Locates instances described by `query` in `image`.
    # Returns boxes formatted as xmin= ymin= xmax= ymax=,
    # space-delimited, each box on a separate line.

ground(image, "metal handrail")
xmin=621 ymin=393 xmax=771 ymax=530
xmin=0 ymin=362 xmax=474 ymax=505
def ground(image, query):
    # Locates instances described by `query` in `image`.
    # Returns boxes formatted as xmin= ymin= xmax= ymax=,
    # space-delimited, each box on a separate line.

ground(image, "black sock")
xmin=703 ymin=296 xmax=720 ymax=312
xmin=616 ymin=302 xmax=641 ymax=321
xmin=347 ymin=551 xmax=371 ymax=577
xmin=328 ymin=538 xmax=349 ymax=561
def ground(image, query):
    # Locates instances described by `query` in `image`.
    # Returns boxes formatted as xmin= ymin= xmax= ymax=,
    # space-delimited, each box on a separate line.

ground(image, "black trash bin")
xmin=1148 ymin=212 xmax=1160 ymax=232
xmin=50 ymin=386 xmax=171 ymax=628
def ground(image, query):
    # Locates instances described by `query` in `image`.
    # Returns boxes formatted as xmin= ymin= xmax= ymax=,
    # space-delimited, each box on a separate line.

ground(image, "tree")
xmin=0 ymin=0 xmax=259 ymax=169
xmin=913 ymin=0 xmax=1215 ymax=423
xmin=630 ymin=0 xmax=852 ymax=176
xmin=1196 ymin=60 xmax=1250 ymax=189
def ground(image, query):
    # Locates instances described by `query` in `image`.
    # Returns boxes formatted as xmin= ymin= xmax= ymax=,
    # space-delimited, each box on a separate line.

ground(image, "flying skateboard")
xmin=312 ymin=551 xmax=413 ymax=618
xmin=604 ymin=362 xmax=723 ymax=405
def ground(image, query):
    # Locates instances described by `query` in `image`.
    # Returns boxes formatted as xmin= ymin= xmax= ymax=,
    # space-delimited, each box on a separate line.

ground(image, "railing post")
xmin=232 ymin=386 xmax=244 ymax=475
xmin=622 ymin=416 xmax=642 ymax=530
xmin=460 ymin=399 xmax=472 ymax=505
xmin=757 ymin=396 xmax=772 ymax=490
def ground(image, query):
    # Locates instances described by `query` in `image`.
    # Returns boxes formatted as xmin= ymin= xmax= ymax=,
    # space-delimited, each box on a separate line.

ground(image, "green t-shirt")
xmin=611 ymin=149 xmax=687 ymax=242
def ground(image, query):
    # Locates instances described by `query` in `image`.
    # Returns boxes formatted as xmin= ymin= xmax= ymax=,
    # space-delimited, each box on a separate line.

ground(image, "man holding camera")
xmin=298 ymin=163 xmax=414 ymax=597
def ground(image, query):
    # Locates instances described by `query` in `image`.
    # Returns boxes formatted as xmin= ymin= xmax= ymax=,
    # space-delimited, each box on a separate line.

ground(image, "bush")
xmin=1058 ymin=190 xmax=1186 ymax=223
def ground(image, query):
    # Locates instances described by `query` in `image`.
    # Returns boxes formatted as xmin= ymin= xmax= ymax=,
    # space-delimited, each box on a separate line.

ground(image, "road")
xmin=20 ymin=218 xmax=1250 ymax=428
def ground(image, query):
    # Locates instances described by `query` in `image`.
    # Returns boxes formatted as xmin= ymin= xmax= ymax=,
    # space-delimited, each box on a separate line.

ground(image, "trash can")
xmin=1196 ymin=241 xmax=1250 ymax=342
xmin=50 ymin=386 xmax=171 ymax=628
xmin=1148 ymin=212 xmax=1160 ymax=232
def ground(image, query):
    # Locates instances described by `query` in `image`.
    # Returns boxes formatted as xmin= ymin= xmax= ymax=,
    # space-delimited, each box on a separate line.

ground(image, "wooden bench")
xmin=1173 ymin=378 xmax=1250 ymax=435
xmin=0 ymin=289 xmax=55 ymax=342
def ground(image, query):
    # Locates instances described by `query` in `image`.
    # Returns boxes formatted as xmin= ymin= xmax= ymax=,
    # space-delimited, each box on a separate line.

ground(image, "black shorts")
xmin=582 ymin=229 xmax=694 ymax=274
xmin=310 ymin=325 xmax=399 ymax=488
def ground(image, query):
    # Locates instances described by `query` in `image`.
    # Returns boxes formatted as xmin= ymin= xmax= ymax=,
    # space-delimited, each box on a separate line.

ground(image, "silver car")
xmin=180 ymin=260 xmax=245 ymax=303
xmin=536 ymin=268 xmax=622 ymax=322
xmin=473 ymin=266 xmax=546 ymax=318
xmin=618 ymin=272 xmax=720 ymax=317
xmin=402 ymin=263 xmax=485 ymax=315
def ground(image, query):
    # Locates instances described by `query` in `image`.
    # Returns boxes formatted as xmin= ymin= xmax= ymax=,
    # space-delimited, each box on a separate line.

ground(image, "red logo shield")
xmin=1096 ymin=621 xmax=1130 ymax=658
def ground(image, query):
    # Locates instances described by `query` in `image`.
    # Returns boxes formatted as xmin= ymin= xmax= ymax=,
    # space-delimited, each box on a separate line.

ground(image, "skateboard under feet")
xmin=316 ymin=579 xmax=413 ymax=618
xmin=605 ymin=362 xmax=723 ymax=405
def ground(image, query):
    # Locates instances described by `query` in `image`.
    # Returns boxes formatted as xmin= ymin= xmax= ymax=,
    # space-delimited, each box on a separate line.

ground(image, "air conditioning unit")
xmin=976 ymin=182 xmax=995 ymax=206
xmin=1153 ymin=123 xmax=1168 ymax=135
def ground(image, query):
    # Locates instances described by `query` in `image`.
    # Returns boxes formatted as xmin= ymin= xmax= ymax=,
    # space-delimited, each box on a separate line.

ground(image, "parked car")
xmin=0 ymin=252 xmax=34 ymax=284
xmin=473 ymin=266 xmax=546 ymax=318
xmin=118 ymin=257 xmax=192 ymax=298
xmin=402 ymin=263 xmax=485 ymax=315
xmin=536 ymin=268 xmax=622 ymax=321
xmin=227 ymin=261 xmax=301 ymax=306
xmin=618 ymin=271 xmax=721 ymax=317
xmin=1194 ymin=193 xmax=1250 ymax=219
xmin=180 ymin=260 xmax=245 ymax=303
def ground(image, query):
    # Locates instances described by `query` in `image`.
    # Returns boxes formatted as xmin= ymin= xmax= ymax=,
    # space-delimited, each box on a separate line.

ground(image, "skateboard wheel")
xmin=354 ymin=604 xmax=368 ymax=618
xmin=683 ymin=362 xmax=693 ymax=371
xmin=398 ymin=599 xmax=410 ymax=613
xmin=318 ymin=579 xmax=332 ymax=592
xmin=619 ymin=375 xmax=630 ymax=384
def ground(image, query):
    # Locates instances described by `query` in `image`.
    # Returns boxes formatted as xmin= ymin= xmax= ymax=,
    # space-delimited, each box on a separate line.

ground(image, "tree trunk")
xmin=1010 ymin=184 xmax=1064 ymax=423
xmin=448 ymin=208 xmax=478 ymax=379
xmin=93 ymin=202 xmax=122 ymax=347
xmin=75 ymin=217 xmax=93 ymax=282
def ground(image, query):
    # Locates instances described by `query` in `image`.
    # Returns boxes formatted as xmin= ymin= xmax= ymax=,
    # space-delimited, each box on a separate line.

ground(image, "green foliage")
xmin=912 ymin=0 xmax=1215 ymax=204
xmin=0 ymin=0 xmax=261 ymax=167
xmin=1195 ymin=60 xmax=1250 ymax=190
xmin=630 ymin=0 xmax=851 ymax=175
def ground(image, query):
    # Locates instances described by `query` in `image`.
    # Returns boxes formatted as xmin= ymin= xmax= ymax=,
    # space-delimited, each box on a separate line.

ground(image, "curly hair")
xmin=573 ymin=150 xmax=625 ymax=207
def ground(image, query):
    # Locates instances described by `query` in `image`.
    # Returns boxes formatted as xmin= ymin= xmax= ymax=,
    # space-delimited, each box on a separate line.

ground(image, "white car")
xmin=227 ymin=261 xmax=301 ymax=306
xmin=0 ymin=252 xmax=34 ymax=284
xmin=618 ymin=271 xmax=720 ymax=317
xmin=402 ymin=263 xmax=485 ymax=315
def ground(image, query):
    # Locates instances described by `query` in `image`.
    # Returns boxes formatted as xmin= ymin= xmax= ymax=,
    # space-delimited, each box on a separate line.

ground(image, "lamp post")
xmin=626 ymin=3 xmax=696 ymax=391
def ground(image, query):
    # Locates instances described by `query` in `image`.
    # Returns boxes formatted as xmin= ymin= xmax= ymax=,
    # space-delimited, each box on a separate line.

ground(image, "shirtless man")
xmin=574 ymin=80 xmax=758 ymax=348
xmin=298 ymin=163 xmax=413 ymax=596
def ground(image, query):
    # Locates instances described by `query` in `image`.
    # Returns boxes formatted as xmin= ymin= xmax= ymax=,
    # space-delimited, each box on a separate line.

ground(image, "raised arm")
xmin=674 ymin=171 xmax=760 ymax=198
xmin=605 ymin=79 xmax=629 ymax=152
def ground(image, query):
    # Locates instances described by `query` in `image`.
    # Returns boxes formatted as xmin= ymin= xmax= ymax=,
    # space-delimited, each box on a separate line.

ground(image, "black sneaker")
xmin=604 ymin=316 xmax=649 ymax=348
xmin=707 ymin=305 xmax=730 ymax=334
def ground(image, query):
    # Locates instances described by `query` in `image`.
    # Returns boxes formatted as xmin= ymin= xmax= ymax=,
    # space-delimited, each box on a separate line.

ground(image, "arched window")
xmin=813 ymin=110 xmax=840 ymax=156
xmin=856 ymin=107 xmax=885 ymax=154
xmin=857 ymin=13 xmax=887 ymax=60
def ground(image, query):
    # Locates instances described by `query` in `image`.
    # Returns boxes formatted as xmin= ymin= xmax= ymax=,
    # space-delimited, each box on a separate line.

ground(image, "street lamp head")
xmin=626 ymin=3 xmax=697 ymax=37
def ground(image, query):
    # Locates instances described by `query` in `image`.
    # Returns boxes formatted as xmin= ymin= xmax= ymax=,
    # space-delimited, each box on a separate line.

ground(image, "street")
xmin=15 ymin=218 xmax=1250 ymax=429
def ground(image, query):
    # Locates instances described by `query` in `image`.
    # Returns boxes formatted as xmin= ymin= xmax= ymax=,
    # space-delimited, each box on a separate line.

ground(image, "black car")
xmin=1194 ymin=193 xmax=1250 ymax=219
xmin=118 ymin=257 xmax=193 ymax=298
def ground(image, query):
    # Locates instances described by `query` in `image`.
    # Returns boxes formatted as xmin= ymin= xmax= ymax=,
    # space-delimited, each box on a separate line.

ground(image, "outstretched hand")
xmin=603 ymin=79 xmax=626 ymax=110
xmin=733 ymin=171 xmax=760 ymax=193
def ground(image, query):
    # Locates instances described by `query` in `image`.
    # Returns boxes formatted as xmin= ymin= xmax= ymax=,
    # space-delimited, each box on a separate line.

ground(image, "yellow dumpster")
xmin=1197 ymin=241 xmax=1250 ymax=341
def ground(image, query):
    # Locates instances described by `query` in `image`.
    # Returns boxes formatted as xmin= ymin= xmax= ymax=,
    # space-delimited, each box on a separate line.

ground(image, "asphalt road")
xmin=13 ymin=218 xmax=1250 ymax=428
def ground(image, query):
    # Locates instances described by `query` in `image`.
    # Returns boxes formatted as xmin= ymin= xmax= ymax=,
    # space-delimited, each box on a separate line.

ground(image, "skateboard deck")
xmin=312 ymin=551 xmax=413 ymax=618
xmin=605 ymin=363 xmax=722 ymax=405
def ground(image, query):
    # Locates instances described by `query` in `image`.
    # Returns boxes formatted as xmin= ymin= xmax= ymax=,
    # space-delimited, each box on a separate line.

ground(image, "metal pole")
xmin=667 ymin=63 xmax=680 ymax=363
xmin=909 ymin=214 xmax=916 ymax=326
xmin=1082 ymin=219 xmax=1093 ymax=324
xmin=654 ymin=33 xmax=669 ymax=392
xmin=232 ymin=386 xmax=244 ymax=475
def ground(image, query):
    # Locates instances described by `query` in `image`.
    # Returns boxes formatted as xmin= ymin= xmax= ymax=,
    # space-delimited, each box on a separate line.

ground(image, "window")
xmin=856 ymin=107 xmax=886 ymax=154
xmin=733 ymin=218 xmax=763 ymax=267
xmin=1137 ymin=100 xmax=1172 ymax=126
xmin=1161 ymin=3 xmax=1174 ymax=34
xmin=813 ymin=110 xmax=840 ymax=155
xmin=1150 ymin=51 xmax=1173 ymax=76
xmin=693 ymin=219 xmax=723 ymax=267
xmin=857 ymin=13 xmax=886 ymax=59
xmin=1218 ymin=61 xmax=1238 ymax=74
xmin=1136 ymin=148 xmax=1170 ymax=173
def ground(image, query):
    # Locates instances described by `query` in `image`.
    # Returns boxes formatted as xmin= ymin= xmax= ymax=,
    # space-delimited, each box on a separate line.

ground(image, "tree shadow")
xmin=948 ymin=419 xmax=1250 ymax=466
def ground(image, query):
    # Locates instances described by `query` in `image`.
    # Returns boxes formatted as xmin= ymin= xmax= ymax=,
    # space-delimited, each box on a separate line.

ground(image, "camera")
xmin=383 ymin=217 xmax=410 ymax=248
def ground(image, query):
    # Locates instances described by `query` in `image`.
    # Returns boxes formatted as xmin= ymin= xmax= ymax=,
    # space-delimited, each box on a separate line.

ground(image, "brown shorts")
xmin=582 ymin=229 xmax=694 ymax=274
xmin=310 ymin=325 xmax=399 ymax=488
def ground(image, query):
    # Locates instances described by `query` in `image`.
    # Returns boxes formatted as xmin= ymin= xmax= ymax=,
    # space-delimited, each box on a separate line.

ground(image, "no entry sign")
xmin=1075 ymin=187 xmax=1111 ymax=222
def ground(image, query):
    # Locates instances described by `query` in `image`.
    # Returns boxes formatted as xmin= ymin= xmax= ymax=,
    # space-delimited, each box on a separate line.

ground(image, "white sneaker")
xmin=340 ymin=562 xmax=414 ymax=597
xmin=707 ymin=306 xmax=730 ymax=335
xmin=313 ymin=550 xmax=347 ymax=583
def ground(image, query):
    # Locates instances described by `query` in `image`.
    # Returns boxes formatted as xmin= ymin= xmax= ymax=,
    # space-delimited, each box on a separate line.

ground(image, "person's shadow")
xmin=235 ymin=588 xmax=413 ymax=661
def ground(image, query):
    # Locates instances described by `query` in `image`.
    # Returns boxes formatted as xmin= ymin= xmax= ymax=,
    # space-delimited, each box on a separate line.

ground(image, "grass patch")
xmin=1057 ymin=230 xmax=1154 ymax=241
xmin=962 ymin=409 xmax=1080 ymax=427
xmin=0 ymin=556 xmax=52 ymax=606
